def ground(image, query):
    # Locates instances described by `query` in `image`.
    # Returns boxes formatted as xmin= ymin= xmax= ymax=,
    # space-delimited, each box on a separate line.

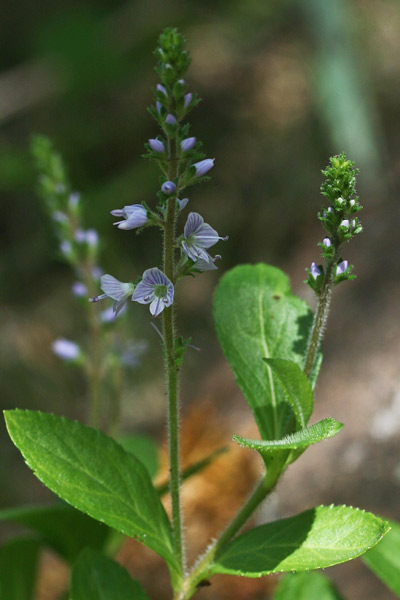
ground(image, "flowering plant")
xmin=2 ymin=28 xmax=399 ymax=600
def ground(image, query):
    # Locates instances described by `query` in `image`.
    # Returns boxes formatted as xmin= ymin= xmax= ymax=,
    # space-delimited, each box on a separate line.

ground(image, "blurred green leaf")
xmin=362 ymin=519 xmax=400 ymax=597
xmin=273 ymin=572 xmax=345 ymax=600
xmin=118 ymin=433 xmax=159 ymax=480
xmin=70 ymin=548 xmax=150 ymax=600
xmin=0 ymin=504 xmax=108 ymax=563
xmin=211 ymin=505 xmax=389 ymax=577
xmin=213 ymin=264 xmax=313 ymax=441
xmin=4 ymin=410 xmax=178 ymax=574
xmin=0 ymin=538 xmax=40 ymax=600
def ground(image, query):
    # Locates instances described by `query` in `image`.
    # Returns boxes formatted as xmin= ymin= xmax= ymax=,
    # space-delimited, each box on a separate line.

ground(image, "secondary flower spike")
xmin=181 ymin=212 xmax=227 ymax=263
xmin=132 ymin=267 xmax=174 ymax=317
xmin=111 ymin=204 xmax=148 ymax=230
xmin=90 ymin=275 xmax=134 ymax=316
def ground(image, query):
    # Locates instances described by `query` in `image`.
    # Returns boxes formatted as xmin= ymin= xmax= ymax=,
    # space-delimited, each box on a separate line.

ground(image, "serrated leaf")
xmin=233 ymin=418 xmax=343 ymax=457
xmin=273 ymin=572 xmax=345 ymax=600
xmin=4 ymin=410 xmax=178 ymax=574
xmin=118 ymin=434 xmax=159 ymax=480
xmin=0 ymin=504 xmax=108 ymax=563
xmin=213 ymin=264 xmax=313 ymax=441
xmin=263 ymin=358 xmax=314 ymax=429
xmin=211 ymin=505 xmax=389 ymax=577
xmin=0 ymin=538 xmax=41 ymax=600
xmin=70 ymin=548 xmax=149 ymax=600
xmin=362 ymin=518 xmax=400 ymax=597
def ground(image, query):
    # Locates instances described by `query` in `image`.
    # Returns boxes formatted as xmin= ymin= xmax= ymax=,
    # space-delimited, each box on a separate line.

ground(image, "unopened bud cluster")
xmin=306 ymin=153 xmax=362 ymax=294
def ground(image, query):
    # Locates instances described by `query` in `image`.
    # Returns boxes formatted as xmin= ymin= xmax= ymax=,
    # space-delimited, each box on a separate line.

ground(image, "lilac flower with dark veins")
xmin=111 ymin=204 xmax=148 ymax=230
xmin=336 ymin=260 xmax=348 ymax=275
xmin=180 ymin=137 xmax=196 ymax=152
xmin=193 ymin=159 xmax=214 ymax=178
xmin=148 ymin=138 xmax=165 ymax=153
xmin=181 ymin=212 xmax=227 ymax=263
xmin=132 ymin=267 xmax=174 ymax=317
xmin=162 ymin=181 xmax=177 ymax=195
xmin=166 ymin=114 xmax=177 ymax=126
xmin=90 ymin=274 xmax=134 ymax=316
xmin=192 ymin=255 xmax=221 ymax=271
xmin=52 ymin=338 xmax=80 ymax=361
xmin=310 ymin=262 xmax=322 ymax=280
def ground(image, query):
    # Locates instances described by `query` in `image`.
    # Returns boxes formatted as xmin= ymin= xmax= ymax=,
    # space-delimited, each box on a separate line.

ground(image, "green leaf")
xmin=273 ymin=572 xmax=345 ymax=600
xmin=0 ymin=504 xmax=108 ymax=563
xmin=233 ymin=418 xmax=343 ymax=457
xmin=70 ymin=548 xmax=149 ymax=600
xmin=213 ymin=264 xmax=313 ymax=441
xmin=362 ymin=518 xmax=400 ymax=597
xmin=263 ymin=358 xmax=314 ymax=429
xmin=211 ymin=505 xmax=390 ymax=577
xmin=4 ymin=410 xmax=177 ymax=574
xmin=118 ymin=434 xmax=159 ymax=480
xmin=0 ymin=538 xmax=41 ymax=600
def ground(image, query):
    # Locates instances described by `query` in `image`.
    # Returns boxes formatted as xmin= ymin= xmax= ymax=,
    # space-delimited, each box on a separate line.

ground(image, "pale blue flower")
xmin=310 ymin=262 xmax=322 ymax=279
xmin=148 ymin=138 xmax=165 ymax=153
xmin=181 ymin=137 xmax=196 ymax=152
xmin=192 ymin=255 xmax=221 ymax=271
xmin=68 ymin=192 xmax=80 ymax=208
xmin=193 ymin=159 xmax=214 ymax=177
xmin=60 ymin=241 xmax=72 ymax=256
xmin=336 ymin=260 xmax=348 ymax=275
xmin=132 ymin=267 xmax=174 ymax=317
xmin=52 ymin=338 xmax=80 ymax=361
xmin=90 ymin=275 xmax=134 ymax=316
xmin=111 ymin=204 xmax=148 ymax=230
xmin=177 ymin=197 xmax=189 ymax=211
xmin=181 ymin=212 xmax=227 ymax=263
xmin=162 ymin=181 xmax=176 ymax=195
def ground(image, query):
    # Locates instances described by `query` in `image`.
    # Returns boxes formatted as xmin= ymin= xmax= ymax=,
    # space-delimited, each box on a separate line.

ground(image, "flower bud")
xmin=156 ymin=83 xmax=167 ymax=96
xmin=193 ymin=159 xmax=215 ymax=178
xmin=162 ymin=181 xmax=177 ymax=195
xmin=340 ymin=219 xmax=349 ymax=228
xmin=180 ymin=137 xmax=196 ymax=152
xmin=322 ymin=237 xmax=331 ymax=247
xmin=165 ymin=114 xmax=177 ymax=126
xmin=184 ymin=93 xmax=193 ymax=109
xmin=148 ymin=138 xmax=165 ymax=153
xmin=336 ymin=260 xmax=348 ymax=275
xmin=310 ymin=262 xmax=322 ymax=280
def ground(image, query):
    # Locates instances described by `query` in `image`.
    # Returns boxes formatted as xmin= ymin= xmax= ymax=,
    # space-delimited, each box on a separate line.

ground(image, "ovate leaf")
xmin=0 ymin=538 xmax=40 ymax=600
xmin=211 ymin=505 xmax=389 ymax=577
xmin=273 ymin=572 xmax=345 ymax=600
xmin=70 ymin=548 xmax=150 ymax=600
xmin=0 ymin=504 xmax=108 ymax=563
xmin=233 ymin=418 xmax=343 ymax=457
xmin=213 ymin=264 xmax=313 ymax=441
xmin=362 ymin=518 xmax=400 ymax=597
xmin=263 ymin=358 xmax=314 ymax=429
xmin=4 ymin=410 xmax=177 ymax=574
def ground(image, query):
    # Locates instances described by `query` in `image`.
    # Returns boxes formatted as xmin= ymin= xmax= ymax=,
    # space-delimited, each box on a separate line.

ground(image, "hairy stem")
xmin=303 ymin=248 xmax=340 ymax=379
xmin=162 ymin=135 xmax=185 ymax=577
xmin=178 ymin=466 xmax=281 ymax=599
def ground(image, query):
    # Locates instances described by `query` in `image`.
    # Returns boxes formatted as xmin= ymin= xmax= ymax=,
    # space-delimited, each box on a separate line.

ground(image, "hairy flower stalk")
xmin=304 ymin=153 xmax=362 ymax=380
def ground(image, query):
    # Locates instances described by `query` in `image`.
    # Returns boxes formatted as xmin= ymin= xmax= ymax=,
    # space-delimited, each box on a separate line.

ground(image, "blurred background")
xmin=1 ymin=0 xmax=400 ymax=598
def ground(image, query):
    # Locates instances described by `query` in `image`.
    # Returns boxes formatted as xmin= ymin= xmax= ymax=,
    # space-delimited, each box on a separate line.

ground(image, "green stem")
xmin=303 ymin=248 xmax=340 ymax=379
xmin=162 ymin=136 xmax=185 ymax=578
xmin=178 ymin=466 xmax=281 ymax=599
